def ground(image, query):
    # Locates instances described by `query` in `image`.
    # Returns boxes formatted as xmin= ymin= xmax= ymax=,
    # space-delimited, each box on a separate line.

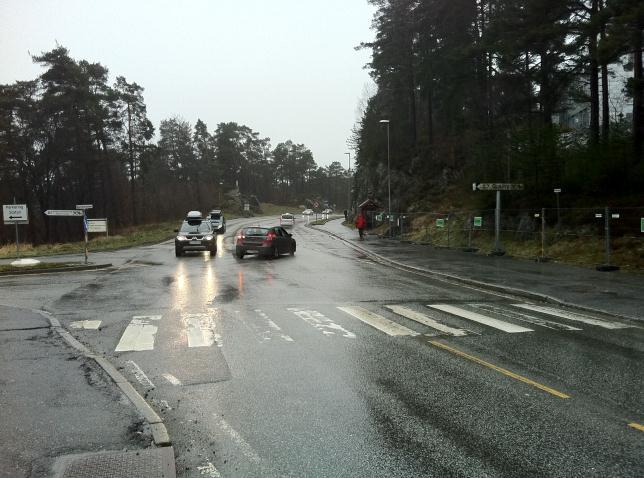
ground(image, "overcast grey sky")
xmin=0 ymin=0 xmax=375 ymax=167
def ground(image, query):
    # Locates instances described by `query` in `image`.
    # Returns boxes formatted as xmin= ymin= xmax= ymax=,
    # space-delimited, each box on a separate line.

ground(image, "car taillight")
xmin=267 ymin=232 xmax=276 ymax=241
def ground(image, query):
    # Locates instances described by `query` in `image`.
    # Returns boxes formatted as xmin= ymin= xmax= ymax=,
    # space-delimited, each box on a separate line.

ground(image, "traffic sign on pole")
xmin=44 ymin=209 xmax=84 ymax=217
xmin=474 ymin=183 xmax=524 ymax=191
xmin=3 ymin=204 xmax=28 ymax=224
xmin=76 ymin=204 xmax=93 ymax=210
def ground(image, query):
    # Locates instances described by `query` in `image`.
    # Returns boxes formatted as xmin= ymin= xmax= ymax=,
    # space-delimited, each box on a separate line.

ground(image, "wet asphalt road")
xmin=0 ymin=216 xmax=642 ymax=477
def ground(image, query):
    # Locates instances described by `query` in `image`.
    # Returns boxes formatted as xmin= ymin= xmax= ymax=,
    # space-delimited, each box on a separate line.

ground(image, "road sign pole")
xmin=84 ymin=211 xmax=88 ymax=265
xmin=541 ymin=208 xmax=546 ymax=259
xmin=604 ymin=206 xmax=610 ymax=267
xmin=492 ymin=190 xmax=504 ymax=255
xmin=13 ymin=197 xmax=21 ymax=259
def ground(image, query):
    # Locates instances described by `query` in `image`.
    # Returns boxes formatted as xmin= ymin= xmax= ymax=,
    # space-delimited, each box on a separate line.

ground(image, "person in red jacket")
xmin=355 ymin=212 xmax=366 ymax=240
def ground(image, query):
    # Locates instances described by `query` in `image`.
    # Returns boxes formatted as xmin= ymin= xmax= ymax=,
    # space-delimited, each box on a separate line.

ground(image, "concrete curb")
xmin=312 ymin=225 xmax=640 ymax=323
xmin=0 ymin=263 xmax=113 ymax=276
xmin=32 ymin=309 xmax=172 ymax=447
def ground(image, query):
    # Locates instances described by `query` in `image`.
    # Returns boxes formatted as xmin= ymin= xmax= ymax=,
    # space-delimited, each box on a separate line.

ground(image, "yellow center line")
xmin=628 ymin=423 xmax=644 ymax=432
xmin=428 ymin=340 xmax=571 ymax=399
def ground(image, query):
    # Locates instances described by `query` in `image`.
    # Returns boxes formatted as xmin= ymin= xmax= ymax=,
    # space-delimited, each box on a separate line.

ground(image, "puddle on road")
xmin=213 ymin=285 xmax=240 ymax=303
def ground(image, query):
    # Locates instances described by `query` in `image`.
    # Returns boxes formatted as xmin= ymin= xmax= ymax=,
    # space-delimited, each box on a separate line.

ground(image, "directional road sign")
xmin=44 ymin=209 xmax=84 ymax=217
xmin=76 ymin=204 xmax=93 ymax=210
xmin=87 ymin=219 xmax=108 ymax=233
xmin=3 ymin=204 xmax=28 ymax=224
xmin=474 ymin=183 xmax=524 ymax=191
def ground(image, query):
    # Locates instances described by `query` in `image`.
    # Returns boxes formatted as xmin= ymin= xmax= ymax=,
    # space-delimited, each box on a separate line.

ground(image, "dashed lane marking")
xmin=428 ymin=304 xmax=533 ymax=333
xmin=218 ymin=418 xmax=261 ymax=464
xmin=197 ymin=461 xmax=222 ymax=477
xmin=69 ymin=320 xmax=102 ymax=330
xmin=162 ymin=373 xmax=182 ymax=386
xmin=386 ymin=304 xmax=470 ymax=336
xmin=337 ymin=306 xmax=419 ymax=337
xmin=125 ymin=360 xmax=155 ymax=389
xmin=254 ymin=309 xmax=294 ymax=342
xmin=289 ymin=308 xmax=356 ymax=338
xmin=628 ymin=423 xmax=644 ymax=432
xmin=429 ymin=340 xmax=570 ymax=399
xmin=511 ymin=304 xmax=632 ymax=330
xmin=115 ymin=315 xmax=162 ymax=352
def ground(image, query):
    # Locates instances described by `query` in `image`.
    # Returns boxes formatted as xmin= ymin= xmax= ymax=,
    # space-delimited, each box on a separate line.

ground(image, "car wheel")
xmin=210 ymin=247 xmax=217 ymax=254
xmin=272 ymin=246 xmax=279 ymax=259
xmin=175 ymin=247 xmax=182 ymax=257
xmin=235 ymin=248 xmax=244 ymax=259
xmin=289 ymin=244 xmax=295 ymax=256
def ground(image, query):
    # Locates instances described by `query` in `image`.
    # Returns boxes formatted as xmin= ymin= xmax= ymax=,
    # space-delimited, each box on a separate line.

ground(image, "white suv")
xmin=280 ymin=213 xmax=295 ymax=227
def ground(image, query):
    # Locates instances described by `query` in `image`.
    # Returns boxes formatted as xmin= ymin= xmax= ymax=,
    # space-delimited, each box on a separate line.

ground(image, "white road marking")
xmin=115 ymin=315 xmax=162 ymax=352
xmin=69 ymin=320 xmax=102 ymax=330
xmin=337 ymin=306 xmax=419 ymax=336
xmin=196 ymin=461 xmax=222 ymax=477
xmin=254 ymin=309 xmax=294 ymax=342
xmin=471 ymin=304 xmax=582 ymax=331
xmin=125 ymin=360 xmax=155 ymax=388
xmin=218 ymin=418 xmax=261 ymax=464
xmin=288 ymin=308 xmax=356 ymax=338
xmin=428 ymin=304 xmax=533 ymax=333
xmin=386 ymin=305 xmax=469 ymax=336
xmin=511 ymin=304 xmax=632 ymax=329
xmin=162 ymin=373 xmax=182 ymax=386
xmin=183 ymin=313 xmax=222 ymax=347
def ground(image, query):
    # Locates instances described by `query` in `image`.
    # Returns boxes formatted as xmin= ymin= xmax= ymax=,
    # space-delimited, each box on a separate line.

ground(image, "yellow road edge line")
xmin=428 ymin=340 xmax=571 ymax=399
xmin=628 ymin=422 xmax=644 ymax=432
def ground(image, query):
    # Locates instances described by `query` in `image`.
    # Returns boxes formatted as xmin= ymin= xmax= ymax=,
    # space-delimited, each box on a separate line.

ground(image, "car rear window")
xmin=210 ymin=213 xmax=221 ymax=220
xmin=281 ymin=214 xmax=293 ymax=219
xmin=244 ymin=227 xmax=269 ymax=236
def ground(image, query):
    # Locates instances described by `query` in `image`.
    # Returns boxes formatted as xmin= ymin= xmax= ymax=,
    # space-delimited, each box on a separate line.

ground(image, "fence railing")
xmin=363 ymin=207 xmax=644 ymax=270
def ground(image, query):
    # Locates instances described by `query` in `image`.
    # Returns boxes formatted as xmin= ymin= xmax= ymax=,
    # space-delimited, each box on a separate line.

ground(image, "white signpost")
xmin=87 ymin=219 xmax=108 ymax=234
xmin=3 ymin=203 xmax=28 ymax=258
xmin=44 ymin=206 xmax=92 ymax=263
xmin=44 ymin=209 xmax=84 ymax=217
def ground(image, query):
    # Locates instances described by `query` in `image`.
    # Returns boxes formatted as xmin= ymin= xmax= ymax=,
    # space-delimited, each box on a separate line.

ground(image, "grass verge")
xmin=0 ymin=222 xmax=177 ymax=259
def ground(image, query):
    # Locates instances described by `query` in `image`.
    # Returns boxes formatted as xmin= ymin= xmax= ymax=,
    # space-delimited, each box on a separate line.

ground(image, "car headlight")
xmin=176 ymin=235 xmax=188 ymax=241
xmin=205 ymin=235 xmax=214 ymax=241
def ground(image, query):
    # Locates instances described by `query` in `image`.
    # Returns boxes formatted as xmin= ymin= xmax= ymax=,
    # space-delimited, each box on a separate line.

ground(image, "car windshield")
xmin=180 ymin=221 xmax=211 ymax=234
xmin=210 ymin=213 xmax=221 ymax=220
xmin=244 ymin=227 xmax=269 ymax=236
xmin=282 ymin=214 xmax=293 ymax=219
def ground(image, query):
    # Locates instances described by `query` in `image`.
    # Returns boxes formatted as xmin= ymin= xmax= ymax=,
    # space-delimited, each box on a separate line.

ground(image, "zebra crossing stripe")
xmin=115 ymin=315 xmax=162 ymax=352
xmin=427 ymin=304 xmax=533 ymax=333
xmin=471 ymin=304 xmax=582 ymax=331
xmin=337 ymin=306 xmax=419 ymax=336
xmin=511 ymin=304 xmax=632 ymax=330
xmin=386 ymin=305 xmax=469 ymax=336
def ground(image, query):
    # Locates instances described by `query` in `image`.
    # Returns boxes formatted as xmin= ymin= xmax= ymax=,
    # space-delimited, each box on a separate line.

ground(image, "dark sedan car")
xmin=234 ymin=226 xmax=296 ymax=259
xmin=175 ymin=218 xmax=217 ymax=256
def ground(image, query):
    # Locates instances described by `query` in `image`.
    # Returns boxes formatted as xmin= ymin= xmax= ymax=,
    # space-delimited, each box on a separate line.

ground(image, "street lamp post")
xmin=379 ymin=119 xmax=391 ymax=232
xmin=345 ymin=152 xmax=351 ymax=212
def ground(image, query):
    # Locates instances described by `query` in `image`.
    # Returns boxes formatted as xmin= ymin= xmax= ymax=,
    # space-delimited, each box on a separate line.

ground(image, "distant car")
xmin=280 ymin=213 xmax=295 ymax=227
xmin=322 ymin=208 xmax=333 ymax=214
xmin=234 ymin=226 xmax=296 ymax=259
xmin=302 ymin=209 xmax=313 ymax=216
xmin=174 ymin=214 xmax=216 ymax=257
xmin=208 ymin=209 xmax=226 ymax=233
